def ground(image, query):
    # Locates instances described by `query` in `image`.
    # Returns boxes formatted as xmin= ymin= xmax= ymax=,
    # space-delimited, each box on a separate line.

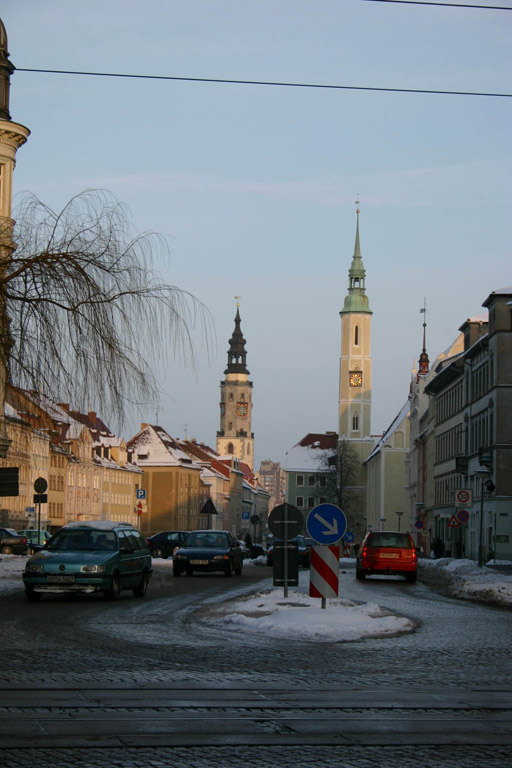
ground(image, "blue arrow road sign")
xmin=344 ymin=531 xmax=355 ymax=544
xmin=306 ymin=503 xmax=347 ymax=545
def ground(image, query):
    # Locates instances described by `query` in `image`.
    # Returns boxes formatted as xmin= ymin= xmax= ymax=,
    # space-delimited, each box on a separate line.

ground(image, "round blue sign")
xmin=414 ymin=520 xmax=423 ymax=529
xmin=306 ymin=503 xmax=347 ymax=545
xmin=344 ymin=531 xmax=355 ymax=544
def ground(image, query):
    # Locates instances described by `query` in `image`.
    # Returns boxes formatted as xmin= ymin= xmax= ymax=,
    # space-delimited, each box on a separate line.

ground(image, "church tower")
xmin=338 ymin=207 xmax=373 ymax=445
xmin=216 ymin=300 xmax=254 ymax=470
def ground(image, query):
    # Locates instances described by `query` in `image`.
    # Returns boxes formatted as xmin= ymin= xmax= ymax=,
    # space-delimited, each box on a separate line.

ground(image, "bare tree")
xmin=1 ymin=189 xmax=212 ymax=425
xmin=323 ymin=438 xmax=365 ymax=536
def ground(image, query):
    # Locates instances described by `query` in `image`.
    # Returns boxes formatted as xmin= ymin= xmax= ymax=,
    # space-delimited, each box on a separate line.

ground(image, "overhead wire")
xmin=14 ymin=68 xmax=512 ymax=98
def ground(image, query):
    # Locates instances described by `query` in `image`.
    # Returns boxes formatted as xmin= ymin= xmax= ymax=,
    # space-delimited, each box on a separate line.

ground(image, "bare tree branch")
xmin=4 ymin=189 xmax=213 ymax=426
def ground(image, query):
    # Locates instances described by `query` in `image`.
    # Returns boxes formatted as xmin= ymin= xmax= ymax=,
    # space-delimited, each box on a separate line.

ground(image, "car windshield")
xmin=47 ymin=530 xmax=117 ymax=552
xmin=185 ymin=532 xmax=228 ymax=548
xmin=367 ymin=533 xmax=412 ymax=548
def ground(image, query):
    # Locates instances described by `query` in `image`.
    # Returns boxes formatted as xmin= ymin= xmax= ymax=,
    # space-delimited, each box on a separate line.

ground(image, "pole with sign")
xmin=268 ymin=503 xmax=303 ymax=597
xmin=306 ymin=503 xmax=346 ymax=608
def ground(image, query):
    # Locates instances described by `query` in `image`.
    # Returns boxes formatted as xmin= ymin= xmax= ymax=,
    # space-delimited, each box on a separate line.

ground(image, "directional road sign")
xmin=306 ymin=503 xmax=347 ymax=545
xmin=268 ymin=504 xmax=303 ymax=539
xmin=344 ymin=531 xmax=355 ymax=544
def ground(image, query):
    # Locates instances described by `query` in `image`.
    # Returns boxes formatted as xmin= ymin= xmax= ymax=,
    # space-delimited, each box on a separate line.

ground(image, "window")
xmin=354 ymin=325 xmax=359 ymax=346
xmin=296 ymin=496 xmax=304 ymax=508
xmin=308 ymin=475 xmax=315 ymax=487
xmin=296 ymin=475 xmax=304 ymax=486
xmin=307 ymin=497 xmax=315 ymax=509
xmin=352 ymin=411 xmax=359 ymax=431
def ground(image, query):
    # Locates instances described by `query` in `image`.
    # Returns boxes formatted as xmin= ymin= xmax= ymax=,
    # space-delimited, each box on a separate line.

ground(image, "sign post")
xmin=33 ymin=477 xmax=48 ymax=542
xmin=306 ymin=503 xmax=346 ymax=608
xmin=268 ymin=503 xmax=303 ymax=597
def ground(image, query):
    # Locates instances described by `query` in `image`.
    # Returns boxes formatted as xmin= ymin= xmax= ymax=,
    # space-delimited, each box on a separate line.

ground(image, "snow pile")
xmin=0 ymin=554 xmax=27 ymax=594
xmin=419 ymin=558 xmax=512 ymax=606
xmin=209 ymin=587 xmax=415 ymax=642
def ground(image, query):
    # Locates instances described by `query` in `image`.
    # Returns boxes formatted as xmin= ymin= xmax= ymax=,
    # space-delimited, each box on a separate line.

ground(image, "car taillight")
xmin=22 ymin=537 xmax=27 ymax=544
xmin=362 ymin=547 xmax=367 ymax=557
xmin=146 ymin=538 xmax=150 ymax=545
xmin=412 ymin=548 xmax=417 ymax=559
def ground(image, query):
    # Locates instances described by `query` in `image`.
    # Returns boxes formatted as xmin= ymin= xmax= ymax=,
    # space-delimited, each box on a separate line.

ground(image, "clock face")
xmin=236 ymin=402 xmax=248 ymax=417
xmin=349 ymin=371 xmax=363 ymax=387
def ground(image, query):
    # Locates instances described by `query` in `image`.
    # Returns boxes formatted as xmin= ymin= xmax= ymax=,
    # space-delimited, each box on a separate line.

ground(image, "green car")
xmin=22 ymin=522 xmax=152 ymax=602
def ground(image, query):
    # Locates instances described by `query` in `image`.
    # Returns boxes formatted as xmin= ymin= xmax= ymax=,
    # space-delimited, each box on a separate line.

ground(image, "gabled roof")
xmin=365 ymin=401 xmax=410 ymax=463
xmin=285 ymin=432 xmax=338 ymax=472
xmin=127 ymin=425 xmax=201 ymax=469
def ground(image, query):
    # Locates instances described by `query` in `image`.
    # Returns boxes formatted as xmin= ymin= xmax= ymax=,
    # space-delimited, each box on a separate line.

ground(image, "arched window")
xmin=352 ymin=411 xmax=359 ymax=431
xmin=227 ymin=442 xmax=234 ymax=453
xmin=229 ymin=393 xmax=233 ymax=401
xmin=354 ymin=325 xmax=359 ymax=346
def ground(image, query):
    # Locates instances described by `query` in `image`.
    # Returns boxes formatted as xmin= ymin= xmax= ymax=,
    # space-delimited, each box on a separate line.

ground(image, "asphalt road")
xmin=2 ymin=560 xmax=512 ymax=767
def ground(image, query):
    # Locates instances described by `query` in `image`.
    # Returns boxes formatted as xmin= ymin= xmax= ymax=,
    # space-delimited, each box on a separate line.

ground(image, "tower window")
xmin=227 ymin=442 xmax=234 ymax=453
xmin=352 ymin=411 xmax=360 ymax=431
xmin=354 ymin=325 xmax=359 ymax=346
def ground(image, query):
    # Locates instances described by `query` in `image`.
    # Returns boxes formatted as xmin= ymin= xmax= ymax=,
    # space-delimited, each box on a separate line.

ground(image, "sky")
xmin=1 ymin=1 xmax=510 ymax=469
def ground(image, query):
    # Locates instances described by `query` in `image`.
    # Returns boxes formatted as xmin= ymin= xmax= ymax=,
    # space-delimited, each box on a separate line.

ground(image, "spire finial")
xmin=235 ymin=295 xmax=240 ymax=309
xmin=418 ymin=298 xmax=429 ymax=376
xmin=355 ymin=194 xmax=360 ymax=216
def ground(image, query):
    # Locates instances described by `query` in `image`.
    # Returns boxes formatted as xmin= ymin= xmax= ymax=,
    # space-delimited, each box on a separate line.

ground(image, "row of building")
xmin=281 ymin=208 xmax=512 ymax=561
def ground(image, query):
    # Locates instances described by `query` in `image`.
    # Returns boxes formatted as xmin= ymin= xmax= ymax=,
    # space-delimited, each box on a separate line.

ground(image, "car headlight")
xmin=175 ymin=554 xmax=187 ymax=560
xmin=213 ymin=554 xmax=229 ymax=560
xmin=80 ymin=565 xmax=105 ymax=574
xmin=25 ymin=563 xmax=44 ymax=573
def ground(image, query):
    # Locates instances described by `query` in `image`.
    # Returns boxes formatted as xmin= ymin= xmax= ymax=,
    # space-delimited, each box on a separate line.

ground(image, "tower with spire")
xmin=338 ymin=207 xmax=373 ymax=444
xmin=216 ymin=299 xmax=254 ymax=470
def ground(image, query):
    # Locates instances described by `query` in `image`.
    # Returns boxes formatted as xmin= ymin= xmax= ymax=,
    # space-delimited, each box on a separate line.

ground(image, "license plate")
xmin=380 ymin=552 xmax=399 ymax=559
xmin=47 ymin=574 xmax=75 ymax=584
xmin=190 ymin=559 xmax=209 ymax=565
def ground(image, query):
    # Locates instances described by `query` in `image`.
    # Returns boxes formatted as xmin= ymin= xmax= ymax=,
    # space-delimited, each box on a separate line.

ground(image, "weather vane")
xmin=235 ymin=295 xmax=240 ymax=308
xmin=355 ymin=194 xmax=360 ymax=214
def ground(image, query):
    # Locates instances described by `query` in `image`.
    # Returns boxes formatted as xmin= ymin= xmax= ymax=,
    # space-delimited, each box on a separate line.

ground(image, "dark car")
xmin=173 ymin=530 xmax=243 ymax=577
xmin=0 ymin=527 xmax=28 ymax=555
xmin=356 ymin=530 xmax=418 ymax=583
xmin=146 ymin=530 xmax=189 ymax=559
xmin=23 ymin=522 xmax=153 ymax=601
xmin=266 ymin=535 xmax=310 ymax=568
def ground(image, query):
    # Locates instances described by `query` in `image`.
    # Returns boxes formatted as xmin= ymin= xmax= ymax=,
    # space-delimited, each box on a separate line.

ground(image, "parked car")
xmin=0 ymin=527 xmax=28 ymax=555
xmin=17 ymin=529 xmax=51 ymax=551
xmin=146 ymin=530 xmax=189 ymax=559
xmin=356 ymin=530 xmax=418 ymax=582
xmin=248 ymin=543 xmax=266 ymax=559
xmin=238 ymin=540 xmax=252 ymax=559
xmin=22 ymin=522 xmax=152 ymax=601
xmin=266 ymin=535 xmax=311 ymax=568
xmin=173 ymin=530 xmax=243 ymax=577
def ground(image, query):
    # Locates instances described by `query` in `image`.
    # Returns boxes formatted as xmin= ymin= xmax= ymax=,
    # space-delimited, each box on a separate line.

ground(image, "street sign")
xmin=34 ymin=477 xmax=48 ymax=494
xmin=344 ymin=531 xmax=355 ymax=544
xmin=250 ymin=514 xmax=260 ymax=525
xmin=414 ymin=520 xmax=424 ymax=529
xmin=25 ymin=506 xmax=35 ymax=514
xmin=306 ymin=503 xmax=347 ymax=545
xmin=268 ymin=504 xmax=303 ymax=539
xmin=136 ymin=489 xmax=146 ymax=500
xmin=0 ymin=467 xmax=19 ymax=497
xmin=241 ymin=510 xmax=250 ymax=520
xmin=272 ymin=541 xmax=299 ymax=587
xmin=136 ymin=501 xmax=143 ymax=516
xmin=310 ymin=545 xmax=339 ymax=600
xmin=33 ymin=494 xmax=47 ymax=504
xmin=455 ymin=489 xmax=472 ymax=508
xmin=448 ymin=514 xmax=461 ymax=528
xmin=457 ymin=509 xmax=470 ymax=524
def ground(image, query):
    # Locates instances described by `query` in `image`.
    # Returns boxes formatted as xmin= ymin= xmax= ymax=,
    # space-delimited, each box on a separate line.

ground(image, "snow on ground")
xmin=2 ymin=554 xmax=511 ymax=644
xmin=419 ymin=557 xmax=512 ymax=607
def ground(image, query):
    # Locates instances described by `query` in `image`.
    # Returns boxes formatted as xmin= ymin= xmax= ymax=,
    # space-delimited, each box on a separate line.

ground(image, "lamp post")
xmin=475 ymin=469 xmax=492 ymax=568
xmin=396 ymin=511 xmax=403 ymax=532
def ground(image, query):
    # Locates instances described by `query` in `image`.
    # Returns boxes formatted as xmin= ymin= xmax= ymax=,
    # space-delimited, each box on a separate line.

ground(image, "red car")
xmin=356 ymin=531 xmax=417 ymax=583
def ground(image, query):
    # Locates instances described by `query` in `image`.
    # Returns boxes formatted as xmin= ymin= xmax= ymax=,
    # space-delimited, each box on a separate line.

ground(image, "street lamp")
xmin=474 ymin=469 xmax=494 ymax=567
xmin=396 ymin=511 xmax=403 ymax=532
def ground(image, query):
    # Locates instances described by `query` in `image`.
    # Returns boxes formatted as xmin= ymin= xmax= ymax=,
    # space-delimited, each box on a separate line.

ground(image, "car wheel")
xmin=152 ymin=548 xmax=164 ymax=559
xmin=224 ymin=561 xmax=233 ymax=577
xmin=133 ymin=571 xmax=149 ymax=597
xmin=234 ymin=559 xmax=242 ymax=576
xmin=103 ymin=572 xmax=121 ymax=600
xmin=356 ymin=565 xmax=366 ymax=581
xmin=25 ymin=588 xmax=42 ymax=602
xmin=1 ymin=545 xmax=13 ymax=555
xmin=186 ymin=569 xmax=193 ymax=577
xmin=405 ymin=572 xmax=417 ymax=583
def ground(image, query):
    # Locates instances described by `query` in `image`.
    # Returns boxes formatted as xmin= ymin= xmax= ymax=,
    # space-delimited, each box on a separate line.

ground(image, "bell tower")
xmin=216 ymin=299 xmax=254 ymax=470
xmin=338 ymin=207 xmax=373 ymax=445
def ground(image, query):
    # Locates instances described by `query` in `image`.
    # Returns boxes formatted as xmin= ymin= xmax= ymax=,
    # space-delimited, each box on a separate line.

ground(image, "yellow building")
xmin=127 ymin=424 xmax=202 ymax=537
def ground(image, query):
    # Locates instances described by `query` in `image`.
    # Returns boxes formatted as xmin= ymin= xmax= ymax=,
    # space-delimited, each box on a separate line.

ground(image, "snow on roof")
xmin=365 ymin=400 xmax=410 ymax=462
xmin=286 ymin=433 xmax=338 ymax=472
xmin=128 ymin=425 xmax=201 ymax=469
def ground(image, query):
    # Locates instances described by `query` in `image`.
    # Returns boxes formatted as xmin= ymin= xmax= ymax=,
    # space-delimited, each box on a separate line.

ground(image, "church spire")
xmin=340 ymin=207 xmax=372 ymax=315
xmin=418 ymin=298 xmax=429 ymax=376
xmin=225 ymin=297 xmax=249 ymax=375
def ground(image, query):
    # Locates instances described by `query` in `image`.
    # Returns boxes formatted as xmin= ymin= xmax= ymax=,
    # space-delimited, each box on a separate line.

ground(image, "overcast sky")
xmin=2 ymin=1 xmax=510 ymax=469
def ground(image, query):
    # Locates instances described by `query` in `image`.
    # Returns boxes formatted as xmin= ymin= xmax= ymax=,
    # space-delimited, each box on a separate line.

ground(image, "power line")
xmin=14 ymin=68 xmax=512 ymax=98
xmin=361 ymin=0 xmax=512 ymax=9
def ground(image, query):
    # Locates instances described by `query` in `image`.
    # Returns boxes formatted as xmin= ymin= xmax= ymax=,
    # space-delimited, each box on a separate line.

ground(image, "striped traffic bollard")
xmin=309 ymin=545 xmax=340 ymax=608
